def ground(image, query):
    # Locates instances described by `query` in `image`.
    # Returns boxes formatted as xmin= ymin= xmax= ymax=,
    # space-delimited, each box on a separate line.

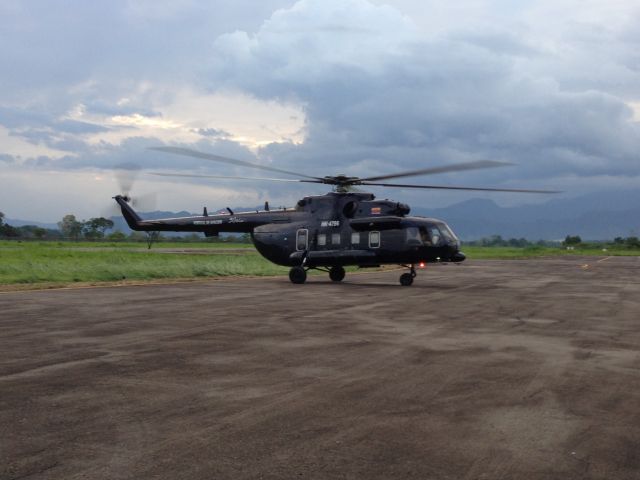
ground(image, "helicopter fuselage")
xmin=119 ymin=146 xmax=557 ymax=284
xmin=114 ymin=191 xmax=466 ymax=271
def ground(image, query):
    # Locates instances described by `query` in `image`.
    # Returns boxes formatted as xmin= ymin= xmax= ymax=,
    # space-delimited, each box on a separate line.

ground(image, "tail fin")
xmin=113 ymin=195 xmax=144 ymax=230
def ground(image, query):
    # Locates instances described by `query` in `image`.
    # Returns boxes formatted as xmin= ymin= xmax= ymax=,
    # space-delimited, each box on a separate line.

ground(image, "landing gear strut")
xmin=399 ymin=264 xmax=417 ymax=286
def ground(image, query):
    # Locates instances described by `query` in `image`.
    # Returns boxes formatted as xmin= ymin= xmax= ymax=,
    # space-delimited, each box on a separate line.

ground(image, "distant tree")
xmin=83 ymin=217 xmax=114 ymax=239
xmin=563 ymin=235 xmax=582 ymax=246
xmin=0 ymin=224 xmax=19 ymax=237
xmin=0 ymin=212 xmax=20 ymax=237
xmin=613 ymin=237 xmax=624 ymax=245
xmin=107 ymin=231 xmax=127 ymax=241
xmin=507 ymin=237 xmax=529 ymax=247
xmin=481 ymin=235 xmax=505 ymax=247
xmin=625 ymin=236 xmax=640 ymax=248
xmin=58 ymin=214 xmax=83 ymax=240
xmin=15 ymin=225 xmax=47 ymax=239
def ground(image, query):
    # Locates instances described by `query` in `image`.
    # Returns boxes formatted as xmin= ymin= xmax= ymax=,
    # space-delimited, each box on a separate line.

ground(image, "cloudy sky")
xmin=1 ymin=0 xmax=639 ymax=221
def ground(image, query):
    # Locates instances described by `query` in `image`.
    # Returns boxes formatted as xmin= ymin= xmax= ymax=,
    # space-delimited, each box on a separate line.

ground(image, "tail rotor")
xmin=103 ymin=164 xmax=157 ymax=217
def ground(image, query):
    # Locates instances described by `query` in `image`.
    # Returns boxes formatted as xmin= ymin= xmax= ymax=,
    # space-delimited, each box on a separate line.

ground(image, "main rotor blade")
xmin=359 ymin=160 xmax=513 ymax=182
xmin=360 ymin=181 xmax=561 ymax=194
xmin=149 ymin=172 xmax=323 ymax=184
xmin=150 ymin=146 xmax=323 ymax=181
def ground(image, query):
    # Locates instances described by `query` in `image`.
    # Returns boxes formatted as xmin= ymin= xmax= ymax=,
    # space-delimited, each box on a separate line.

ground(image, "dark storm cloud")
xmin=205 ymin=0 xmax=640 ymax=193
xmin=0 ymin=0 xmax=297 ymax=92
xmin=0 ymin=0 xmax=297 ymax=137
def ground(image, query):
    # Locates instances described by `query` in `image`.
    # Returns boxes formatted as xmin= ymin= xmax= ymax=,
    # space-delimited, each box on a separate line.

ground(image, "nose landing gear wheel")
xmin=289 ymin=266 xmax=307 ymax=284
xmin=399 ymin=264 xmax=417 ymax=286
xmin=329 ymin=266 xmax=346 ymax=282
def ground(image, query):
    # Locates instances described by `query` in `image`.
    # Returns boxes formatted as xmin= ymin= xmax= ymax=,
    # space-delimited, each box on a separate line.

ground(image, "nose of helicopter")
xmin=450 ymin=250 xmax=466 ymax=262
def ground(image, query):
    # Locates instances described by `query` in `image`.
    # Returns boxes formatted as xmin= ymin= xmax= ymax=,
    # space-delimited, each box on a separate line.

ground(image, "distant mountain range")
xmin=412 ymin=189 xmax=640 ymax=240
xmin=7 ymin=189 xmax=640 ymax=241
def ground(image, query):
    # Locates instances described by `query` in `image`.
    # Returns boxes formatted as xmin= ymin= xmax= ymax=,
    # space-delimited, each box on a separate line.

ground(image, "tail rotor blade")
xmin=114 ymin=163 xmax=141 ymax=195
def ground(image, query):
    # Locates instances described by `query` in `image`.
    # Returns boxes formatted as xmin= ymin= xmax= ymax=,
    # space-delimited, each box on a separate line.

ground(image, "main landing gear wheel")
xmin=289 ymin=266 xmax=307 ymax=284
xmin=329 ymin=266 xmax=346 ymax=282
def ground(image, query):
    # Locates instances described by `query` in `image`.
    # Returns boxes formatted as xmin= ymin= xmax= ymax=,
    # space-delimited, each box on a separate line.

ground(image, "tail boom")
xmin=113 ymin=195 xmax=295 ymax=234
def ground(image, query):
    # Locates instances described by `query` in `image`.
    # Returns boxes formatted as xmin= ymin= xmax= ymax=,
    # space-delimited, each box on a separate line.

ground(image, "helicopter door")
xmin=296 ymin=229 xmax=309 ymax=251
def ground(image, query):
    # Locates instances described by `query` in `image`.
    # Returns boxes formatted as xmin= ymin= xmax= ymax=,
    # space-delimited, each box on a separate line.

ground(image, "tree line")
xmin=0 ymin=212 xmax=115 ymax=240
xmin=462 ymin=234 xmax=640 ymax=249
xmin=0 ymin=211 xmax=249 ymax=243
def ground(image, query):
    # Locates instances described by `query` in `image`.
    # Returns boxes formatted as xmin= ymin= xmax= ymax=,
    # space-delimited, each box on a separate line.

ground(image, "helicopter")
xmin=114 ymin=147 xmax=558 ymax=285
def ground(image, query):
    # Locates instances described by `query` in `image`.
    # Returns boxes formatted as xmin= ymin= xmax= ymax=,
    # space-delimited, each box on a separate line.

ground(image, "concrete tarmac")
xmin=1 ymin=256 xmax=640 ymax=479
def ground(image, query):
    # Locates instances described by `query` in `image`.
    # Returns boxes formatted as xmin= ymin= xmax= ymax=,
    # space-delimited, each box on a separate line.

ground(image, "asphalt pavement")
xmin=1 ymin=256 xmax=640 ymax=479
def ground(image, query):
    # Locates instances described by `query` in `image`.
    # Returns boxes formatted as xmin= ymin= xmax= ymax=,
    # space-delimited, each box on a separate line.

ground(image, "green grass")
xmin=462 ymin=245 xmax=640 ymax=259
xmin=0 ymin=241 xmax=285 ymax=285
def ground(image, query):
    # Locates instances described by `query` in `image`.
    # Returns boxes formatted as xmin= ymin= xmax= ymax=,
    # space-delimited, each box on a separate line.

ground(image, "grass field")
xmin=461 ymin=245 xmax=640 ymax=259
xmin=0 ymin=240 xmax=637 ymax=286
xmin=0 ymin=241 xmax=284 ymax=285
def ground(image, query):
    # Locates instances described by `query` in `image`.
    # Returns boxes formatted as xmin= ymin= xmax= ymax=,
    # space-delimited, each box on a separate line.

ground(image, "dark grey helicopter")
xmin=114 ymin=147 xmax=558 ymax=285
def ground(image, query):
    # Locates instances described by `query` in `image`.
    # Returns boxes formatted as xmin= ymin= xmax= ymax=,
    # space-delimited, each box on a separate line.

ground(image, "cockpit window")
xmin=429 ymin=227 xmax=441 ymax=245
xmin=419 ymin=225 xmax=443 ymax=246
xmin=436 ymin=223 xmax=458 ymax=243
xmin=419 ymin=223 xmax=459 ymax=246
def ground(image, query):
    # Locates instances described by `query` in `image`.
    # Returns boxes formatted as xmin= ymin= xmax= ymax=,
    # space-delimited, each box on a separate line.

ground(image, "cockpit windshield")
xmin=436 ymin=223 xmax=457 ymax=242
xmin=417 ymin=223 xmax=458 ymax=246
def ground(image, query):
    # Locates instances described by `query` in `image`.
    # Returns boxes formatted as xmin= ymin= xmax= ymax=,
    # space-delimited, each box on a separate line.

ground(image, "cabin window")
xmin=331 ymin=233 xmax=341 ymax=245
xmin=351 ymin=232 xmax=360 ymax=244
xmin=369 ymin=231 xmax=381 ymax=248
xmin=296 ymin=229 xmax=308 ymax=251
xmin=406 ymin=227 xmax=422 ymax=246
xmin=317 ymin=233 xmax=326 ymax=246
